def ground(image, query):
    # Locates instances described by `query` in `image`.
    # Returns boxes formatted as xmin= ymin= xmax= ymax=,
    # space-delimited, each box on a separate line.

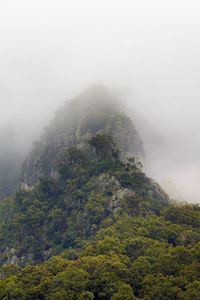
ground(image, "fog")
xmin=0 ymin=0 xmax=200 ymax=202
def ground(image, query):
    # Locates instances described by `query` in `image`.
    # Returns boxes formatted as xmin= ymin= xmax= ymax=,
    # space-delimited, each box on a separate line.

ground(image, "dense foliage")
xmin=0 ymin=133 xmax=199 ymax=299
xmin=0 ymin=204 xmax=200 ymax=299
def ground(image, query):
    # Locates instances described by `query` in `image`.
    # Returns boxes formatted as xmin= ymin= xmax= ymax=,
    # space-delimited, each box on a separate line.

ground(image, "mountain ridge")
xmin=0 ymin=86 xmax=199 ymax=299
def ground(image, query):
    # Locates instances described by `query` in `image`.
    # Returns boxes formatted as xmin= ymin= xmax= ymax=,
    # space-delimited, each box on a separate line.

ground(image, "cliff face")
xmin=20 ymin=86 xmax=145 ymax=189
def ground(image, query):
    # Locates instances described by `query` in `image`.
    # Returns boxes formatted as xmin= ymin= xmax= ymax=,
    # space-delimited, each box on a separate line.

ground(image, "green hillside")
xmin=0 ymin=87 xmax=199 ymax=299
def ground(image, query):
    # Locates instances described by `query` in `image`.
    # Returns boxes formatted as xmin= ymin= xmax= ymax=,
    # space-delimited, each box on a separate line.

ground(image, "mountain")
xmin=20 ymin=85 xmax=144 ymax=189
xmin=0 ymin=86 xmax=199 ymax=300
xmin=1 ymin=86 xmax=168 ymax=263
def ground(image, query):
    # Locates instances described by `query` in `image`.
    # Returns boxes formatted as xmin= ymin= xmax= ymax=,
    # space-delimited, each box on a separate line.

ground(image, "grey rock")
xmin=20 ymin=86 xmax=144 ymax=189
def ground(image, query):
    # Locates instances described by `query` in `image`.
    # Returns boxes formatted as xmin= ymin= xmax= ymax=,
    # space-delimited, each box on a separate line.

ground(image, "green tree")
xmin=111 ymin=283 xmax=136 ymax=300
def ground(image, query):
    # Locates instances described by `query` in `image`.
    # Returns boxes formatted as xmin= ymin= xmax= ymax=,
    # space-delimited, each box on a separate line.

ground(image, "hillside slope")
xmin=0 ymin=87 xmax=199 ymax=299
xmin=0 ymin=131 xmax=168 ymax=265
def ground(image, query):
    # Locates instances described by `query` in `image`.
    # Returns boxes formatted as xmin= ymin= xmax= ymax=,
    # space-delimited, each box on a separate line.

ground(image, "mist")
xmin=0 ymin=0 xmax=200 ymax=202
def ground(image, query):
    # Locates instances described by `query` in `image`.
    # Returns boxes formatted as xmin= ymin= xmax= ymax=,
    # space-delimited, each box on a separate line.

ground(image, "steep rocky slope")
xmin=20 ymin=86 xmax=144 ymax=189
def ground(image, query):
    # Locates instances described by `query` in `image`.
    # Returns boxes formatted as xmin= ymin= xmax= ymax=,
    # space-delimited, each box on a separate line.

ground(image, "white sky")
xmin=0 ymin=0 xmax=200 ymax=201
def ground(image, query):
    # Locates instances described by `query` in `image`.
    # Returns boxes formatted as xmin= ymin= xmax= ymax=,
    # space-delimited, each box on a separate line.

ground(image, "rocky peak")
xmin=20 ymin=86 xmax=145 ymax=189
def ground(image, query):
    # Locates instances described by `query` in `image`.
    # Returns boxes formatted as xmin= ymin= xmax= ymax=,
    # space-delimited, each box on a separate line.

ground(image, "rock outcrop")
xmin=20 ymin=85 xmax=145 ymax=189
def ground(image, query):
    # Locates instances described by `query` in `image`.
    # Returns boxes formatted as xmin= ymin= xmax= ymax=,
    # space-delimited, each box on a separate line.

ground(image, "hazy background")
xmin=0 ymin=0 xmax=200 ymax=202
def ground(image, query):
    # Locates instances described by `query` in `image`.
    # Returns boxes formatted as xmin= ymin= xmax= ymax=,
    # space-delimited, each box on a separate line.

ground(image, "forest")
xmin=0 ymin=132 xmax=199 ymax=299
